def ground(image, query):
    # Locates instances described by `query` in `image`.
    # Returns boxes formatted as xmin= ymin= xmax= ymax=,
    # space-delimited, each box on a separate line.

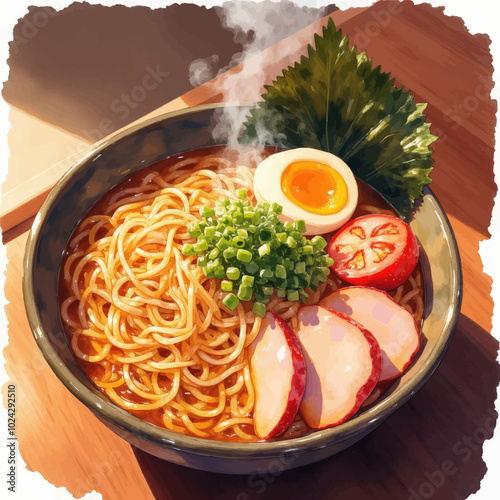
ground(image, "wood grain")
xmin=0 ymin=98 xmax=187 ymax=234
xmin=3 ymin=2 xmax=497 ymax=499
xmin=3 ymin=234 xmax=156 ymax=500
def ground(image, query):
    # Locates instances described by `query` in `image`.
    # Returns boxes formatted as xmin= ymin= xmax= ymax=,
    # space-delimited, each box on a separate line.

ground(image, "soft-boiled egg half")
xmin=253 ymin=148 xmax=358 ymax=235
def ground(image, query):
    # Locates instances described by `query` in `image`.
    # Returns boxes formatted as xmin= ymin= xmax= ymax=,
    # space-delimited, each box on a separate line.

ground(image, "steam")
xmin=188 ymin=54 xmax=220 ymax=87
xmin=188 ymin=0 xmax=329 ymax=148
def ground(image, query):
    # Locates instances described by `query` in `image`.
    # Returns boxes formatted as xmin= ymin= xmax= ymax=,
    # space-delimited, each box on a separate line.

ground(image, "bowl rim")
xmin=23 ymin=102 xmax=463 ymax=458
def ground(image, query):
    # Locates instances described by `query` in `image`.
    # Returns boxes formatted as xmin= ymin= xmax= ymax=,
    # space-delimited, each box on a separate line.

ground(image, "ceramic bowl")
xmin=23 ymin=103 xmax=462 ymax=474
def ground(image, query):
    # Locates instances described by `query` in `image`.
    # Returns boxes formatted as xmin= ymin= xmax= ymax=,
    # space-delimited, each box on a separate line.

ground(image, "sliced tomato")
xmin=327 ymin=214 xmax=419 ymax=290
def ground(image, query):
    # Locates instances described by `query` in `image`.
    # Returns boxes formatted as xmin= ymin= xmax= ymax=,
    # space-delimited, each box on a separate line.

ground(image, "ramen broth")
xmin=59 ymin=146 xmax=424 ymax=442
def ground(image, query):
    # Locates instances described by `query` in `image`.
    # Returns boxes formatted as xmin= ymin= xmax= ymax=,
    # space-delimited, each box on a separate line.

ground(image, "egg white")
xmin=253 ymin=148 xmax=358 ymax=235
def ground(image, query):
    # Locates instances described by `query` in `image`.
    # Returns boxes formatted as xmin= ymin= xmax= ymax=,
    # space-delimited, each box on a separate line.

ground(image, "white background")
xmin=0 ymin=1 xmax=498 ymax=499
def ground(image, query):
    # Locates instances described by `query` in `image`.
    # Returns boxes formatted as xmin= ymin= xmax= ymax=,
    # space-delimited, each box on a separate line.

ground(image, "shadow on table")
xmin=3 ymin=1 xmax=337 ymax=142
xmin=133 ymin=313 xmax=499 ymax=500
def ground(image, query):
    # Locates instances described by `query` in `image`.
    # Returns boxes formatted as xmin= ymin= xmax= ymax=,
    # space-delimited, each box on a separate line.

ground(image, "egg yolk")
xmin=281 ymin=161 xmax=348 ymax=215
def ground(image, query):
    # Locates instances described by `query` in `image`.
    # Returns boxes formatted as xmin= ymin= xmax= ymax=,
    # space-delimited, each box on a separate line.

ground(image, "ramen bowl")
xmin=23 ymin=103 xmax=462 ymax=474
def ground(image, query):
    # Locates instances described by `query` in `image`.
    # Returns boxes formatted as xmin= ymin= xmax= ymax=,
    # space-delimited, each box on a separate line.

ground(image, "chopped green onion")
xmin=181 ymin=243 xmax=195 ymax=256
xmin=200 ymin=206 xmax=215 ymax=218
xmin=223 ymin=293 xmax=239 ymax=311
xmin=232 ymin=236 xmax=246 ymax=248
xmin=209 ymin=248 xmax=220 ymax=260
xmin=268 ymin=213 xmax=280 ymax=224
xmin=223 ymin=247 xmax=237 ymax=260
xmin=270 ymin=237 xmax=281 ymax=249
xmin=245 ymin=261 xmax=259 ymax=275
xmin=311 ymin=235 xmax=327 ymax=250
xmin=295 ymin=261 xmax=306 ymax=274
xmin=310 ymin=275 xmax=320 ymax=288
xmin=237 ymin=249 xmax=252 ymax=263
xmin=221 ymin=280 xmax=233 ymax=292
xmin=252 ymin=302 xmax=267 ymax=317
xmin=259 ymin=268 xmax=273 ymax=279
xmin=258 ymin=243 xmax=271 ymax=257
xmin=277 ymin=232 xmax=288 ymax=243
xmin=317 ymin=273 xmax=328 ymax=283
xmin=275 ymin=264 xmax=287 ymax=279
xmin=206 ymin=258 xmax=220 ymax=272
xmin=271 ymin=202 xmax=282 ymax=214
xmin=304 ymin=255 xmax=314 ymax=266
xmin=204 ymin=226 xmax=216 ymax=238
xmin=241 ymin=275 xmax=255 ymax=287
xmin=226 ymin=267 xmax=241 ymax=281
xmin=193 ymin=240 xmax=208 ymax=252
xmin=254 ymin=293 xmax=271 ymax=304
xmin=294 ymin=220 xmax=306 ymax=232
xmin=214 ymin=266 xmax=226 ymax=279
xmin=237 ymin=284 xmax=253 ymax=302
xmin=187 ymin=222 xmax=201 ymax=238
xmin=319 ymin=267 xmax=331 ymax=276
xmin=216 ymin=237 xmax=231 ymax=251
xmin=302 ymin=245 xmax=314 ymax=255
xmin=191 ymin=197 xmax=333 ymax=309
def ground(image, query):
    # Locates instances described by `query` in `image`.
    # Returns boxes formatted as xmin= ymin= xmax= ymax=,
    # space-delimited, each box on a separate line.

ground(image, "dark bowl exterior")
xmin=23 ymin=103 xmax=462 ymax=474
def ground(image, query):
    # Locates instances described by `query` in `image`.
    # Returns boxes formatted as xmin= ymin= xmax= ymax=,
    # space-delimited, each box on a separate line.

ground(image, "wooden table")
xmin=3 ymin=2 xmax=498 ymax=499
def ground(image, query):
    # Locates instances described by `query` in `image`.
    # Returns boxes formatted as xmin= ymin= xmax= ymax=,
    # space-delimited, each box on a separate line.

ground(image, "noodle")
xmin=60 ymin=147 xmax=425 ymax=442
xmin=60 ymin=153 xmax=267 ymax=441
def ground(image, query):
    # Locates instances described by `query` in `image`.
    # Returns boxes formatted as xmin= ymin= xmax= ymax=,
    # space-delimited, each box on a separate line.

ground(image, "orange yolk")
xmin=281 ymin=161 xmax=348 ymax=215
